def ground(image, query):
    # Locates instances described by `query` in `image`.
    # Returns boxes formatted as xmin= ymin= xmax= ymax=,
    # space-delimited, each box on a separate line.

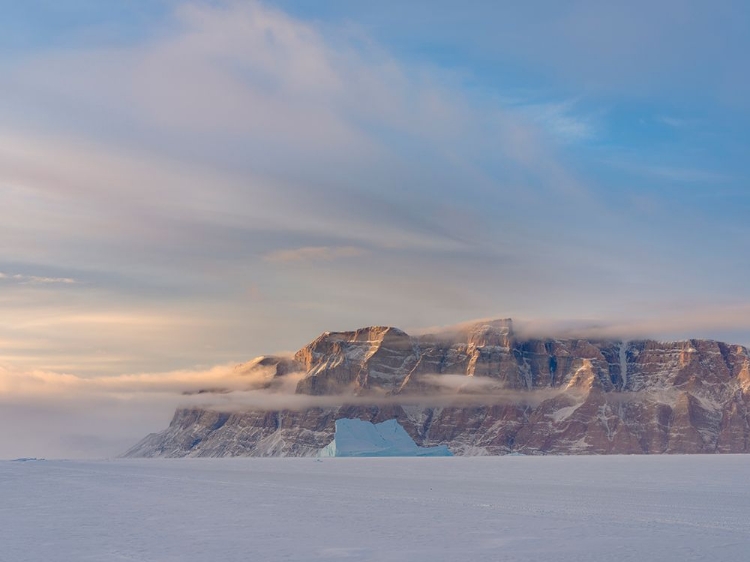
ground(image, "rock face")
xmin=124 ymin=319 xmax=750 ymax=457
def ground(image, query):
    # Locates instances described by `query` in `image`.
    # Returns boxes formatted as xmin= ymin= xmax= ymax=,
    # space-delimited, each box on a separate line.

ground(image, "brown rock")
xmin=124 ymin=320 xmax=750 ymax=457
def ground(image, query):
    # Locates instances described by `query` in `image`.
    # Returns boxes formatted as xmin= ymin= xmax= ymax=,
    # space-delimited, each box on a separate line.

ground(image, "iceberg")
xmin=319 ymin=418 xmax=453 ymax=457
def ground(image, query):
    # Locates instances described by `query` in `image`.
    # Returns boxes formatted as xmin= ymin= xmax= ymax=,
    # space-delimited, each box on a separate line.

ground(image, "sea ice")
xmin=2 ymin=455 xmax=749 ymax=561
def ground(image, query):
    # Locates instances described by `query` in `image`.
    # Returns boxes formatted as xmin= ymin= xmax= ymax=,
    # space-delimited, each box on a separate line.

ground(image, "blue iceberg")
xmin=319 ymin=418 xmax=453 ymax=457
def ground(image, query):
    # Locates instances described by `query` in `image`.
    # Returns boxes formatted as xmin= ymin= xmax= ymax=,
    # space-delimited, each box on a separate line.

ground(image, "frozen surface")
xmin=320 ymin=418 xmax=452 ymax=457
xmin=1 ymin=456 xmax=749 ymax=561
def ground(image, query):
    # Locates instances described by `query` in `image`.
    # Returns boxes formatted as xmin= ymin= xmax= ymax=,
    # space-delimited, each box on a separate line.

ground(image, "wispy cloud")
xmin=0 ymin=0 xmax=610 ymax=377
xmin=515 ymin=99 xmax=597 ymax=142
xmin=601 ymin=157 xmax=731 ymax=184
xmin=0 ymin=272 xmax=76 ymax=284
xmin=656 ymin=115 xmax=696 ymax=129
xmin=417 ymin=308 xmax=750 ymax=347
xmin=264 ymin=246 xmax=366 ymax=263
xmin=643 ymin=165 xmax=731 ymax=184
xmin=0 ymin=359 xmax=298 ymax=398
xmin=512 ymin=305 xmax=750 ymax=342
xmin=0 ymin=0 xmax=747 ymax=382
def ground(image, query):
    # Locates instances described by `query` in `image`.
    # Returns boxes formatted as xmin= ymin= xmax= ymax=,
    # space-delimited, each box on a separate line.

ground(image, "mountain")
xmin=124 ymin=319 xmax=750 ymax=457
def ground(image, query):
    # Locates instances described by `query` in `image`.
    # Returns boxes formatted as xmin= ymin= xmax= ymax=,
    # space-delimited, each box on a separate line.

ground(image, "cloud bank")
xmin=0 ymin=358 xmax=568 ymax=459
xmin=0 ymin=359 xmax=301 ymax=459
xmin=1 ymin=0 xmax=748 ymax=379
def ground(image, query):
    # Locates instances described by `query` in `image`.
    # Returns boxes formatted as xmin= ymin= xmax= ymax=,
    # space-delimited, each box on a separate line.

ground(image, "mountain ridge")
xmin=124 ymin=319 xmax=750 ymax=457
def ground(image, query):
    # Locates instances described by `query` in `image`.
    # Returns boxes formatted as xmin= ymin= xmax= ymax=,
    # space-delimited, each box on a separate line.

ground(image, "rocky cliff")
xmin=124 ymin=319 xmax=750 ymax=457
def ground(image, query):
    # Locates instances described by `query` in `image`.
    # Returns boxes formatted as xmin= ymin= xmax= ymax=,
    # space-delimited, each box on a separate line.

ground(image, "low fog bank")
xmin=0 ymin=361 xmax=571 ymax=458
xmin=0 ymin=361 xmax=296 ymax=459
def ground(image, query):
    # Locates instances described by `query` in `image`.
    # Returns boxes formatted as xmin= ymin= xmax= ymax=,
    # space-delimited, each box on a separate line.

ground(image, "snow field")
xmin=1 ymin=455 xmax=749 ymax=561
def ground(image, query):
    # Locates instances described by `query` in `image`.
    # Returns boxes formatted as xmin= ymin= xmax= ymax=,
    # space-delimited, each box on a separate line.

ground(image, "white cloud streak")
xmin=0 ymin=272 xmax=76 ymax=284
xmin=264 ymin=246 xmax=366 ymax=263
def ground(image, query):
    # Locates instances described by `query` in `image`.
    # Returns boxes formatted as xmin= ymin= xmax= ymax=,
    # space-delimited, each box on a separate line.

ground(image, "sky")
xmin=0 ymin=1 xmax=749 ymax=456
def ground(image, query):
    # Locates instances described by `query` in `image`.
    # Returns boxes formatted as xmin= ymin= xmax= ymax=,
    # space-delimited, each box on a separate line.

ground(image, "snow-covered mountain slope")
xmin=319 ymin=418 xmax=452 ymax=457
xmin=125 ymin=319 xmax=750 ymax=457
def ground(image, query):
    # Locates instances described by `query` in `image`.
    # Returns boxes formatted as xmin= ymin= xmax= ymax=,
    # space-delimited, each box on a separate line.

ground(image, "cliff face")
xmin=124 ymin=320 xmax=750 ymax=457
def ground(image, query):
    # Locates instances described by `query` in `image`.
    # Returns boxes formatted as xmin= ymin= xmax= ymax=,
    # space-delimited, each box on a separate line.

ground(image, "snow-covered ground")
xmin=2 ymin=456 xmax=749 ymax=561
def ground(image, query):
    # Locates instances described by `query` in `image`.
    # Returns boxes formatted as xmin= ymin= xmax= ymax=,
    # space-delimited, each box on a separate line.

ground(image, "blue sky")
xmin=0 ymin=0 xmax=749 ymax=381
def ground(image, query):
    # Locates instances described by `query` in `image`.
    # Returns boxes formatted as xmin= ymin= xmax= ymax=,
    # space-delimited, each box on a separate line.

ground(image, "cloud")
xmin=0 ymin=0 xmax=612 ymax=378
xmin=0 ymin=358 xmax=556 ymax=458
xmin=642 ymin=166 xmax=731 ymax=184
xmin=0 ymin=0 xmax=748 ymax=387
xmin=599 ymin=154 xmax=732 ymax=186
xmin=0 ymin=353 xmax=586 ymax=459
xmin=0 ymin=0 xmax=528 ymax=263
xmin=415 ymin=308 xmax=750 ymax=348
xmin=264 ymin=246 xmax=366 ymax=263
xmin=514 ymin=99 xmax=597 ymax=142
xmin=391 ymin=1 xmax=750 ymax=106
xmin=512 ymin=305 xmax=750 ymax=342
xmin=195 ymin=386 xmax=570 ymax=414
xmin=418 ymin=373 xmax=506 ymax=392
xmin=0 ymin=272 xmax=76 ymax=284
xmin=0 ymin=357 xmax=304 ymax=458
xmin=0 ymin=358 xmax=299 ymax=398
xmin=656 ymin=116 xmax=692 ymax=129
xmin=0 ymin=356 xmax=554 ymax=411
